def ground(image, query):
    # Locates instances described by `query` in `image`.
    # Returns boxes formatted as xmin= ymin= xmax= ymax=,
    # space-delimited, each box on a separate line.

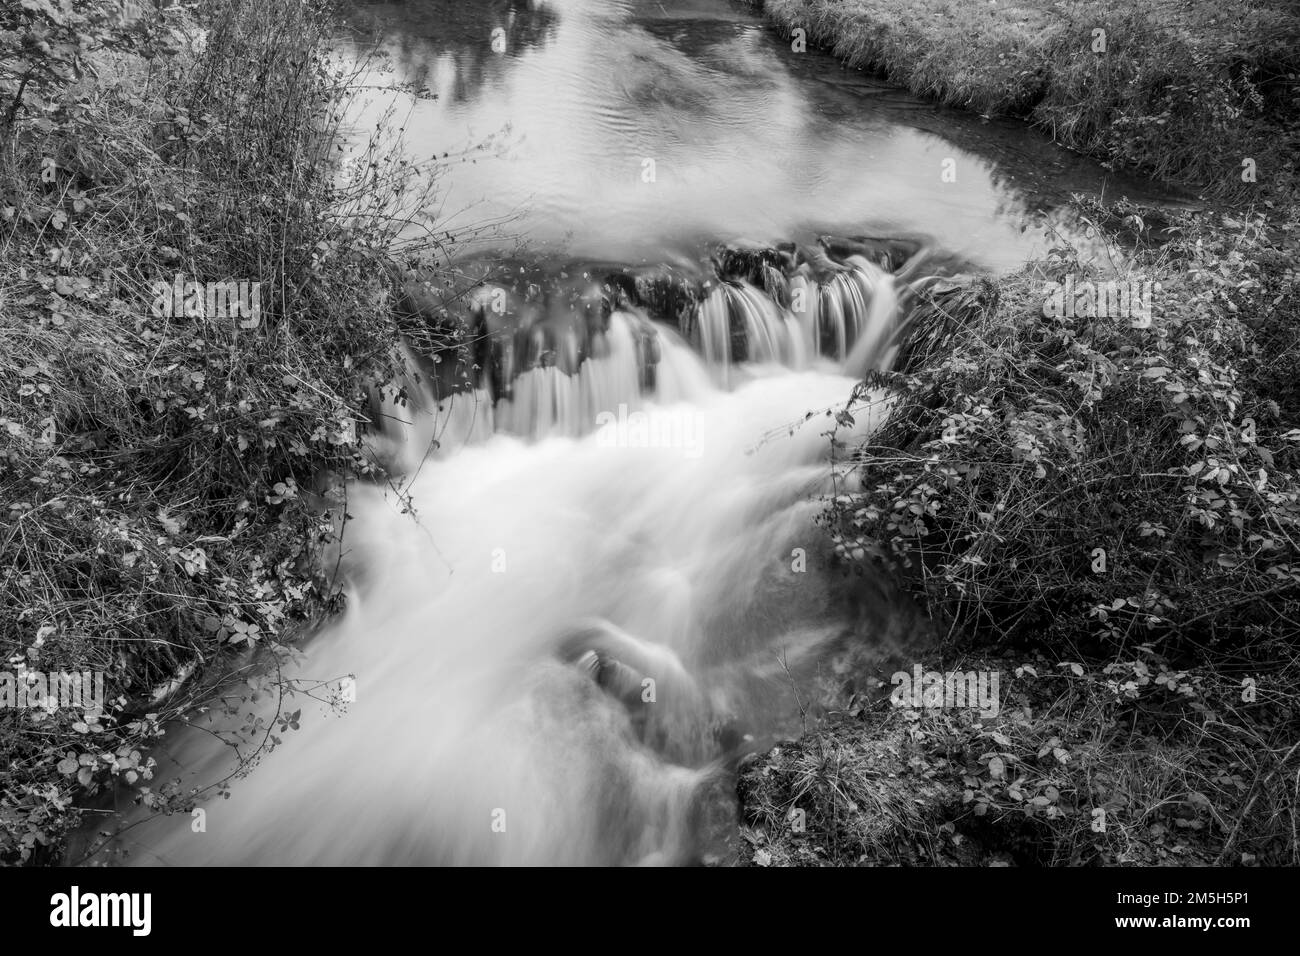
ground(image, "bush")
xmin=0 ymin=0 xmax=456 ymax=863
xmin=826 ymin=204 xmax=1300 ymax=659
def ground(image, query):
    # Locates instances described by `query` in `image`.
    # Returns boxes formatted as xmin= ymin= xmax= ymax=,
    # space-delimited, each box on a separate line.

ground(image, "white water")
xmin=696 ymin=256 xmax=896 ymax=386
xmin=106 ymin=261 xmax=901 ymax=866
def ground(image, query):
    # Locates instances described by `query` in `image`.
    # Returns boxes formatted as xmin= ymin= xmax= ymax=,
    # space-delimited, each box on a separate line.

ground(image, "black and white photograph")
xmin=0 ymin=0 xmax=1297 ymax=921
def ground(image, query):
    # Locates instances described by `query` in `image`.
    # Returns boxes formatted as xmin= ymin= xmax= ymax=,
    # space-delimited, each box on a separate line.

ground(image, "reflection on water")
xmin=352 ymin=0 xmax=559 ymax=104
xmin=340 ymin=0 xmax=1181 ymax=269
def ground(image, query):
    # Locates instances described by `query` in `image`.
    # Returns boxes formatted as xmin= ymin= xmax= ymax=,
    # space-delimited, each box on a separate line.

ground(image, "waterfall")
xmin=89 ymin=240 xmax=922 ymax=867
xmin=384 ymin=242 xmax=908 ymax=447
xmin=842 ymin=256 xmax=900 ymax=379
xmin=690 ymin=251 xmax=898 ymax=384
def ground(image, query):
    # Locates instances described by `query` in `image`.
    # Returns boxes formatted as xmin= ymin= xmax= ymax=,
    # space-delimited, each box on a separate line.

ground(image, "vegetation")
xmin=741 ymin=643 xmax=1298 ymax=865
xmin=738 ymin=0 xmax=1300 ymax=866
xmin=754 ymin=0 xmax=1300 ymax=200
xmin=840 ymin=208 xmax=1300 ymax=658
xmin=3 ymin=0 xmax=1295 ymax=869
xmin=0 ymin=0 xmax=461 ymax=863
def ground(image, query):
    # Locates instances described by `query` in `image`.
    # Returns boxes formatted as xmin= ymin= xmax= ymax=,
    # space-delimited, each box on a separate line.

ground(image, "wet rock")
xmin=626 ymin=265 xmax=703 ymax=328
xmin=819 ymin=234 xmax=924 ymax=272
xmin=711 ymin=241 xmax=786 ymax=285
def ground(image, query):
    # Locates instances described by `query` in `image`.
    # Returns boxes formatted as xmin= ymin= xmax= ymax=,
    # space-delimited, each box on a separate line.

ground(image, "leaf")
xmin=56 ymin=756 xmax=78 ymax=775
xmin=988 ymin=756 xmax=1006 ymax=780
xmin=157 ymin=509 xmax=182 ymax=535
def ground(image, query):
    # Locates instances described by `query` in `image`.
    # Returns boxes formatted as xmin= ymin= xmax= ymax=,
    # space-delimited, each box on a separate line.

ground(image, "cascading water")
xmin=92 ymin=246 xmax=917 ymax=866
xmin=51 ymin=0 xmax=1189 ymax=870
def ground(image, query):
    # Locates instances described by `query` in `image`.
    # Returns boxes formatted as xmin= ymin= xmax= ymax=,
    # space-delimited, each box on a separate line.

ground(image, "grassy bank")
xmin=738 ymin=1 xmax=1300 ymax=866
xmin=0 ymin=0 xmax=452 ymax=862
xmin=754 ymin=0 xmax=1299 ymax=201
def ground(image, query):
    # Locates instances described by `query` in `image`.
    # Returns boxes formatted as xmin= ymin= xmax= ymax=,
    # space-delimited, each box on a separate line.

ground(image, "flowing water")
xmin=91 ymin=0 xmax=1177 ymax=866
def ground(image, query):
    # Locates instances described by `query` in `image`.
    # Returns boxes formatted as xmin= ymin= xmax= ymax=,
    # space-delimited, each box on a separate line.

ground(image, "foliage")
xmin=0 ymin=0 xmax=460 ymax=863
xmin=795 ymin=196 xmax=1300 ymax=866
xmin=826 ymin=206 xmax=1300 ymax=662
xmin=740 ymin=646 xmax=1299 ymax=865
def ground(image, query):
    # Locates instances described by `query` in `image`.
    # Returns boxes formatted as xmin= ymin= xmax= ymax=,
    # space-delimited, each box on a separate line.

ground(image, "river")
xmin=88 ymin=0 xmax=1174 ymax=866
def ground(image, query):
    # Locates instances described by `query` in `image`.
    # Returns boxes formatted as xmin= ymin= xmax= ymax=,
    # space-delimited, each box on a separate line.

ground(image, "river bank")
xmin=749 ymin=0 xmax=1299 ymax=202
xmin=735 ymin=0 xmax=1300 ymax=865
xmin=0 ymin=0 xmax=456 ymax=862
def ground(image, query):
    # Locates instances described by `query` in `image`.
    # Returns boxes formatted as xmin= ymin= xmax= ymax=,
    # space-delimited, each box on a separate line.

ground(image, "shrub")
xmin=0 ymin=0 xmax=457 ymax=862
xmin=826 ymin=204 xmax=1300 ymax=660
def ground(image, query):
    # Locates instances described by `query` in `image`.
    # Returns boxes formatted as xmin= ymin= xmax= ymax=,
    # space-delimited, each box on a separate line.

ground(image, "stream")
xmin=89 ymin=0 xmax=1176 ymax=866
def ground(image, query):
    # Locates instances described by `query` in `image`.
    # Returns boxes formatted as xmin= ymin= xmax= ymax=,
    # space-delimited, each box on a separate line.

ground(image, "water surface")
xmin=341 ymin=0 xmax=1177 ymax=269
